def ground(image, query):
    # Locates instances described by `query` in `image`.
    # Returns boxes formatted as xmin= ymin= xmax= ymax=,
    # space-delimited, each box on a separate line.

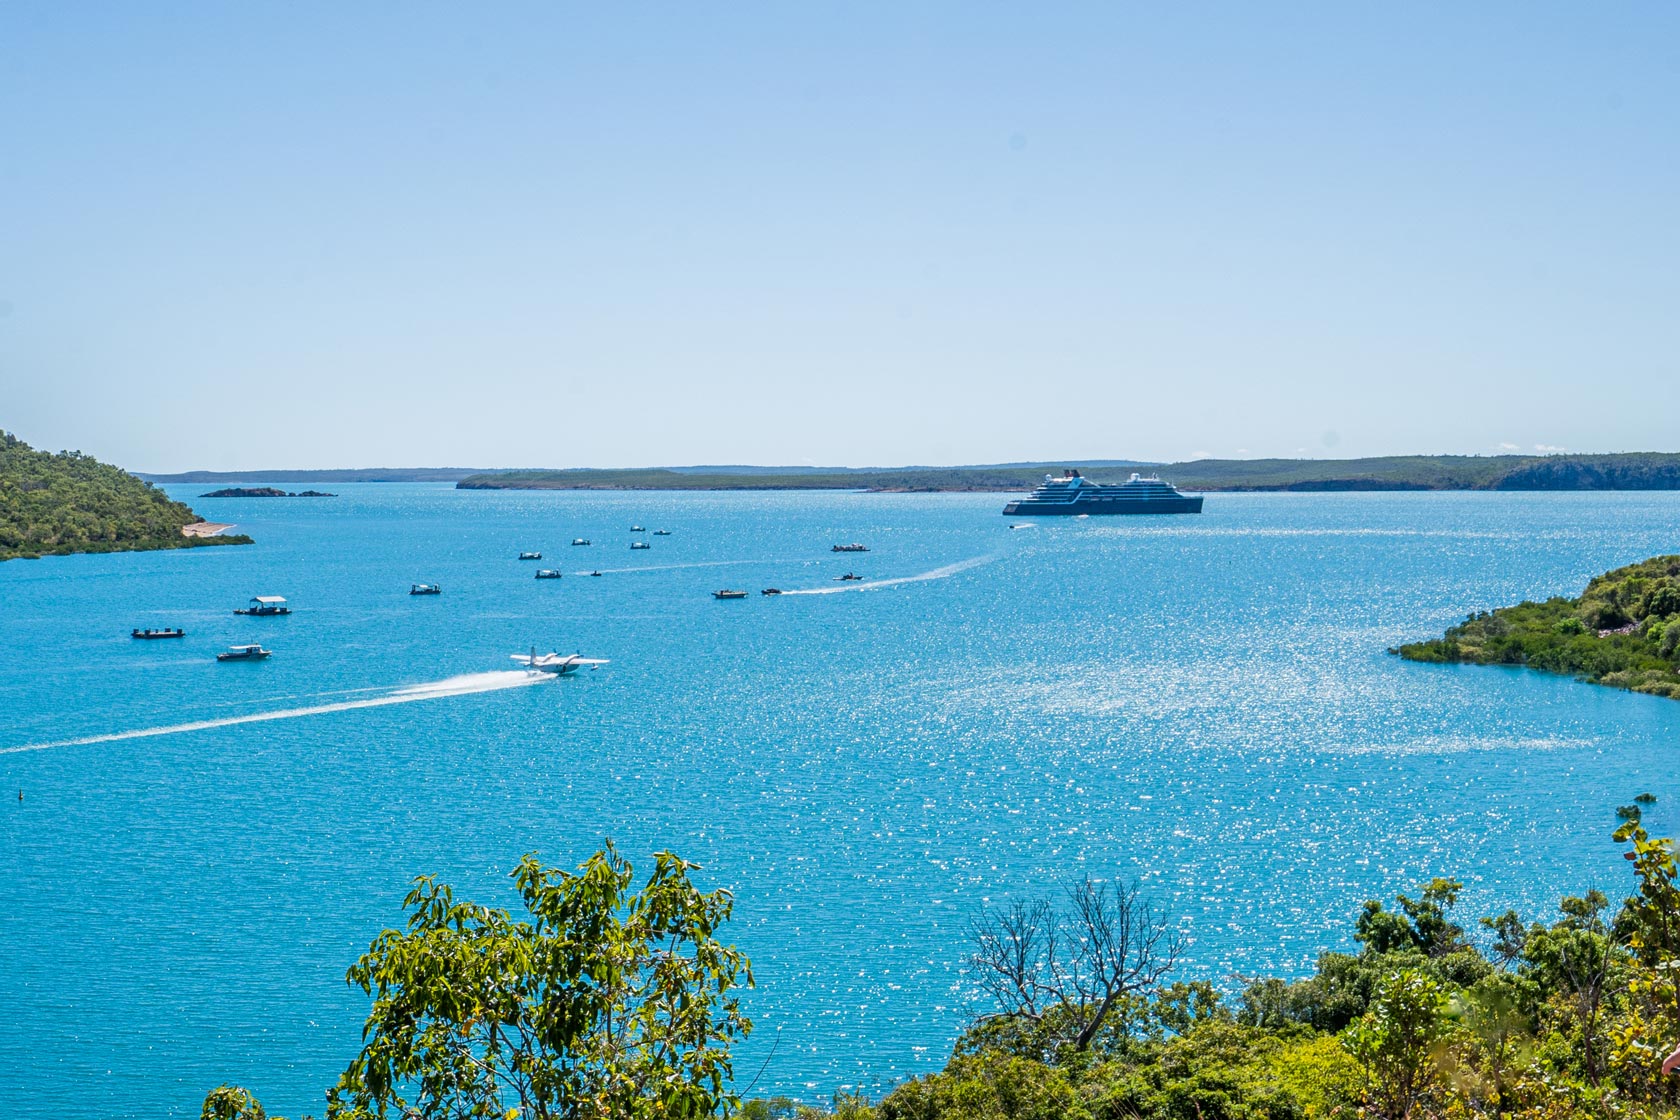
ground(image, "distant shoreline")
xmin=142 ymin=453 xmax=1680 ymax=494
xmin=454 ymin=453 xmax=1680 ymax=494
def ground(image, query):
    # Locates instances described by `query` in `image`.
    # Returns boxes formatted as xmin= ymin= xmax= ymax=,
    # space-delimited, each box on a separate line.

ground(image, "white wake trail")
xmin=1 ymin=671 xmax=550 ymax=756
xmin=780 ymin=554 xmax=996 ymax=595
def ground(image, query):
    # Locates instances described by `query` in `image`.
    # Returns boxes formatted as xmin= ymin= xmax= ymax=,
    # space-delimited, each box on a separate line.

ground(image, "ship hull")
xmin=1001 ymin=495 xmax=1204 ymax=515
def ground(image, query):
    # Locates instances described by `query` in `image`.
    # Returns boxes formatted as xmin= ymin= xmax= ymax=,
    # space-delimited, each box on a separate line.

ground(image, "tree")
xmin=1344 ymin=969 xmax=1452 ymax=1120
xmin=967 ymin=877 xmax=1183 ymax=1058
xmin=1479 ymin=910 xmax=1528 ymax=970
xmin=203 ymin=1086 xmax=269 ymax=1120
xmin=1355 ymin=878 xmax=1468 ymax=958
xmin=320 ymin=842 xmax=752 ymax=1119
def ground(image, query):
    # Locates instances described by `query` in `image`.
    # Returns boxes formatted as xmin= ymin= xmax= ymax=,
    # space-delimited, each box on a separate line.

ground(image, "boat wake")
xmin=0 ymin=671 xmax=550 ymax=756
xmin=592 ymin=560 xmax=757 ymax=575
xmin=780 ymin=554 xmax=996 ymax=595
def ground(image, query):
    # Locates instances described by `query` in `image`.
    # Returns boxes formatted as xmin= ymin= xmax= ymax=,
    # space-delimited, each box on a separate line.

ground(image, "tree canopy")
xmin=0 ymin=429 xmax=250 ymax=560
xmin=1395 ymin=554 xmax=1680 ymax=699
xmin=210 ymin=843 xmax=753 ymax=1120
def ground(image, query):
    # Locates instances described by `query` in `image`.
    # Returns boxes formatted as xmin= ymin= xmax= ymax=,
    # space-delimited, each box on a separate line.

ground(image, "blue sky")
xmin=2 ymin=4 xmax=1676 ymax=470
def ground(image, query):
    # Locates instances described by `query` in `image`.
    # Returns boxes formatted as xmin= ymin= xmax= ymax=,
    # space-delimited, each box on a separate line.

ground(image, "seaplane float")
xmin=511 ymin=648 xmax=611 ymax=677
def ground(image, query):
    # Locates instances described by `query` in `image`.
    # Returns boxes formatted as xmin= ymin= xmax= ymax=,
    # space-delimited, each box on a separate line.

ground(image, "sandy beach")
xmin=181 ymin=521 xmax=235 ymax=537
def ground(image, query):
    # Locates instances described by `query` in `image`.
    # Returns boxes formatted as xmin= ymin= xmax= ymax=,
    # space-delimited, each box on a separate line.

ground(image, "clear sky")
xmin=2 ymin=4 xmax=1677 ymax=471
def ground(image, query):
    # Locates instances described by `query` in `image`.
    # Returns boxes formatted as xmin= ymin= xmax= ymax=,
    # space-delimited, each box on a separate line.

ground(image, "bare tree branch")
xmin=968 ymin=876 xmax=1184 ymax=1055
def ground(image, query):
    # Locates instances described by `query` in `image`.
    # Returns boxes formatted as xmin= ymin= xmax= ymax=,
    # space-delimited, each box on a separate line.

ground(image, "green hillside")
xmin=1394 ymin=554 xmax=1680 ymax=699
xmin=457 ymin=452 xmax=1680 ymax=492
xmin=0 ymin=431 xmax=251 ymax=561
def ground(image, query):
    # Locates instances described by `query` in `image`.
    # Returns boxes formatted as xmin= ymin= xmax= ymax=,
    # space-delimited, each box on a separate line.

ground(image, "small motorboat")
xmin=832 ymin=543 xmax=870 ymax=552
xmin=834 ymin=573 xmax=863 ymax=581
xmin=410 ymin=583 xmax=442 ymax=595
xmin=630 ymin=526 xmax=646 ymax=533
xmin=571 ymin=539 xmax=591 ymax=546
xmin=217 ymin=644 xmax=272 ymax=662
xmin=535 ymin=569 xmax=563 ymax=580
xmin=653 ymin=529 xmax=672 ymax=536
xmin=761 ymin=588 xmax=782 ymax=596
xmin=630 ymin=541 xmax=651 ymax=550
xmin=132 ymin=628 xmax=185 ymax=639
xmin=713 ymin=590 xmax=748 ymax=600
xmin=234 ymin=596 xmax=291 ymax=616
xmin=589 ymin=570 xmax=603 ymax=577
xmin=519 ymin=552 xmax=542 ymax=560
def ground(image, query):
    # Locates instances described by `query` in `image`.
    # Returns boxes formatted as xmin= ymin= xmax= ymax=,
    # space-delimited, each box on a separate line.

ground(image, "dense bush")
xmin=767 ymin=821 xmax=1680 ymax=1120
xmin=1394 ymin=556 xmax=1680 ymax=699
xmin=0 ymin=429 xmax=250 ymax=560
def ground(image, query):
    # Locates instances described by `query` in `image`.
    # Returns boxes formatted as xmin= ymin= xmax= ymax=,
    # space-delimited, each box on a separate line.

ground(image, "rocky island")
xmin=1394 ymin=554 xmax=1680 ymax=699
xmin=199 ymin=487 xmax=337 ymax=498
xmin=0 ymin=430 xmax=252 ymax=561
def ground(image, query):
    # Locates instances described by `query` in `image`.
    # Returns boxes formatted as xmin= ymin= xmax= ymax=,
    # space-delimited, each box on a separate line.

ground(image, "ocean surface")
xmin=4 ymin=485 xmax=1680 ymax=1117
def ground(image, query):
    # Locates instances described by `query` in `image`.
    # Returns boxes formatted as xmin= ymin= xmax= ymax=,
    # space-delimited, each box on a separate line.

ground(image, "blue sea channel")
xmin=3 ymin=484 xmax=1680 ymax=1118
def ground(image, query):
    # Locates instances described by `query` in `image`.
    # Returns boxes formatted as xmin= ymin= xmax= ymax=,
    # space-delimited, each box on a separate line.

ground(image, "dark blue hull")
xmin=1001 ymin=495 xmax=1204 ymax=515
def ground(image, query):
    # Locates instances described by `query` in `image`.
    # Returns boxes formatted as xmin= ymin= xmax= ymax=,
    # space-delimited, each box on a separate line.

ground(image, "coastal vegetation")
xmin=207 ymin=823 xmax=1680 ymax=1120
xmin=0 ymin=430 xmax=250 ymax=561
xmin=1395 ymin=554 xmax=1680 ymax=699
xmin=455 ymin=453 xmax=1680 ymax=494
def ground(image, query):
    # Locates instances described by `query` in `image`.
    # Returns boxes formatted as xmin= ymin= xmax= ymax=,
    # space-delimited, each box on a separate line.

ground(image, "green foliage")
xmin=1344 ymin=971 xmax=1454 ymax=1120
xmin=1395 ymin=555 xmax=1680 ymax=699
xmin=1355 ymin=878 xmax=1469 ymax=957
xmin=202 ymin=1085 xmax=269 ymax=1120
xmin=204 ymin=830 xmax=1680 ymax=1120
xmin=0 ymin=429 xmax=251 ymax=560
xmin=1150 ymin=980 xmax=1230 ymax=1038
xmin=322 ymin=842 xmax=753 ymax=1120
xmin=875 ymin=1052 xmax=1085 ymax=1120
xmin=741 ymin=1095 xmax=867 ymax=1120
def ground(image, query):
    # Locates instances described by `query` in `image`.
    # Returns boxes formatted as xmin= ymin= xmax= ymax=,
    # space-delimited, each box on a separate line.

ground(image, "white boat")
xmin=510 ymin=647 xmax=610 ymax=676
xmin=217 ymin=644 xmax=272 ymax=662
xmin=571 ymin=538 xmax=591 ymax=546
xmin=630 ymin=541 xmax=651 ymax=550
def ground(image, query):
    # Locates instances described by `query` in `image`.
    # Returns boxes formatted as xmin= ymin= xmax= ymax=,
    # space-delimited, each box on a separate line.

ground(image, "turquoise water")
xmin=4 ymin=485 xmax=1680 ymax=1117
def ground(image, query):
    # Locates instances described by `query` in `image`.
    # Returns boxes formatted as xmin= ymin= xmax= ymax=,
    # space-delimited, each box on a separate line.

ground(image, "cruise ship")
xmin=1001 ymin=469 xmax=1203 ymax=516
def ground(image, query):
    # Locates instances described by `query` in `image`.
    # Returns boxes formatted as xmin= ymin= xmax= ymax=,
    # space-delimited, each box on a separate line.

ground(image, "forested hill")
xmin=1395 ymin=554 xmax=1680 ymax=699
xmin=456 ymin=452 xmax=1680 ymax=492
xmin=0 ymin=431 xmax=251 ymax=561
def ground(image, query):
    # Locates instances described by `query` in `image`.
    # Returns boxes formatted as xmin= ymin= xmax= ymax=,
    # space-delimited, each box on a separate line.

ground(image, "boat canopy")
xmin=251 ymin=596 xmax=287 ymax=604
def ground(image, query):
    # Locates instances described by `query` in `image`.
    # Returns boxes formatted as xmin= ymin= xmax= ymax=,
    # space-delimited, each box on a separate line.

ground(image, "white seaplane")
xmin=511 ymin=647 xmax=610 ymax=677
